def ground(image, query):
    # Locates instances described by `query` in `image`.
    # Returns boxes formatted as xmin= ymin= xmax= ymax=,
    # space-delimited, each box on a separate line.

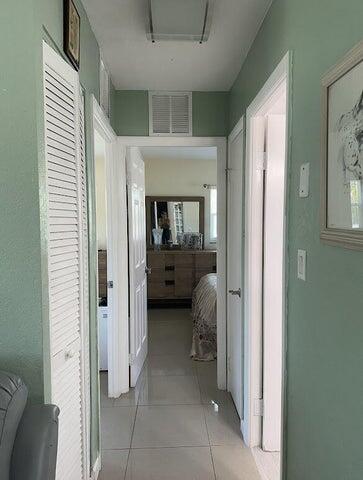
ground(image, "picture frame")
xmin=63 ymin=0 xmax=80 ymax=70
xmin=321 ymin=40 xmax=363 ymax=250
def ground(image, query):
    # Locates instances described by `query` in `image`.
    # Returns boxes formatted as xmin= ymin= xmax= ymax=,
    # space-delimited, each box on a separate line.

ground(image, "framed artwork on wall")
xmin=321 ymin=40 xmax=363 ymax=250
xmin=64 ymin=0 xmax=80 ymax=70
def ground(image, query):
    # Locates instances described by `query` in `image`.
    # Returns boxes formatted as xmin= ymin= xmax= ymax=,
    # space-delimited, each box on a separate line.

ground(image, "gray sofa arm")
xmin=10 ymin=404 xmax=60 ymax=480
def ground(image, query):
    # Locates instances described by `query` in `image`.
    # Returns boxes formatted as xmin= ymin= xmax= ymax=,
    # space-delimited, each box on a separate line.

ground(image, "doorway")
xmin=116 ymin=137 xmax=228 ymax=392
xmin=244 ymin=53 xmax=290 ymax=480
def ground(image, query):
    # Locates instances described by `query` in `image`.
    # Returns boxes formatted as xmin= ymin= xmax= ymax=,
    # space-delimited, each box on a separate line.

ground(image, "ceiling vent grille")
xmin=147 ymin=0 xmax=214 ymax=43
xmin=149 ymin=91 xmax=192 ymax=136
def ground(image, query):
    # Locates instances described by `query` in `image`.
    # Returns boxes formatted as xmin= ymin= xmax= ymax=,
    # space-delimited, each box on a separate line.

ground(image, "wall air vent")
xmin=147 ymin=0 xmax=214 ymax=43
xmin=149 ymin=92 xmax=192 ymax=136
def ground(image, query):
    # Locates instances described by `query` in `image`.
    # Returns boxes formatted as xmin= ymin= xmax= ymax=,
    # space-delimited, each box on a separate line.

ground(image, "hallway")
xmin=99 ymin=309 xmax=261 ymax=479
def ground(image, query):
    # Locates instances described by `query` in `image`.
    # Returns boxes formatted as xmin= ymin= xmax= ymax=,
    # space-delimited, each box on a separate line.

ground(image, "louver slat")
xmin=151 ymin=95 xmax=170 ymax=134
xmin=150 ymin=92 xmax=192 ymax=136
xmin=43 ymin=41 xmax=87 ymax=480
xmin=171 ymin=95 xmax=190 ymax=134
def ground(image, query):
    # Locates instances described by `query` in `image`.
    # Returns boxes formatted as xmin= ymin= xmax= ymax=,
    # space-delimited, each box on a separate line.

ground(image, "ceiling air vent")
xmin=149 ymin=92 xmax=192 ymax=136
xmin=147 ymin=0 xmax=214 ymax=43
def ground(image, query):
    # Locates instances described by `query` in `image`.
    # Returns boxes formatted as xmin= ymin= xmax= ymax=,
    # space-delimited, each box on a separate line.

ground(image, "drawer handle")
xmin=165 ymin=266 xmax=175 ymax=271
xmin=165 ymin=280 xmax=175 ymax=286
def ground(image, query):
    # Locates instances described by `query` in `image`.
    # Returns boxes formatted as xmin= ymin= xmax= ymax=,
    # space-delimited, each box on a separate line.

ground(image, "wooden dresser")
xmin=98 ymin=250 xmax=107 ymax=300
xmin=147 ymin=250 xmax=217 ymax=303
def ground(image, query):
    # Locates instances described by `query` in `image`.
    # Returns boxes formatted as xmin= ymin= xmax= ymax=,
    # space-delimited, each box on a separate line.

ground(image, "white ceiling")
xmin=82 ymin=0 xmax=272 ymax=91
xmin=140 ymin=146 xmax=217 ymax=162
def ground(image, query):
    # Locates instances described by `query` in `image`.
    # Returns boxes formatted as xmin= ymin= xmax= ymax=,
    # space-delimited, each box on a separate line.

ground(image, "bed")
xmin=190 ymin=273 xmax=217 ymax=361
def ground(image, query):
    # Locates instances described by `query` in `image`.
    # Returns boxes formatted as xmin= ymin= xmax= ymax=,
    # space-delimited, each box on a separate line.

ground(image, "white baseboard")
xmin=90 ymin=455 xmax=101 ymax=480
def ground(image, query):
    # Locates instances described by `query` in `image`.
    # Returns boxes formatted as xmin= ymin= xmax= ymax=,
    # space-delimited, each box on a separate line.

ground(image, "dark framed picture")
xmin=321 ymin=40 xmax=363 ymax=250
xmin=64 ymin=0 xmax=80 ymax=70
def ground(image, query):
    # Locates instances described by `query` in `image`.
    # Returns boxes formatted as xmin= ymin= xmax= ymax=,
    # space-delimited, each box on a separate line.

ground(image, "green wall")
xmin=0 ymin=0 xmax=105 ymax=469
xmin=0 ymin=0 xmax=44 ymax=404
xmin=112 ymin=90 xmax=228 ymax=136
xmin=229 ymin=1 xmax=363 ymax=479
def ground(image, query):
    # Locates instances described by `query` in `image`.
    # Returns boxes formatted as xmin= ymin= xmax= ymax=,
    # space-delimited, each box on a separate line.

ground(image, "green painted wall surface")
xmin=229 ymin=1 xmax=363 ymax=479
xmin=112 ymin=90 xmax=228 ymax=136
xmin=113 ymin=90 xmax=149 ymax=136
xmin=0 ymin=0 xmax=105 ymax=468
xmin=192 ymin=92 xmax=228 ymax=136
xmin=0 ymin=0 xmax=44 ymax=403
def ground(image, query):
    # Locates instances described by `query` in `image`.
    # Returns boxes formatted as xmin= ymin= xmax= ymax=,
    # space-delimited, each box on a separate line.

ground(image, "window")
xmin=210 ymin=187 xmax=217 ymax=242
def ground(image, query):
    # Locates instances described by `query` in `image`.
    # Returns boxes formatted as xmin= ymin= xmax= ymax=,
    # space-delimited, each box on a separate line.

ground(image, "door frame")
xmin=243 ymin=52 xmax=291 ymax=470
xmin=226 ymin=115 xmax=244 ymax=415
xmin=91 ymin=96 xmax=129 ymax=400
xmin=118 ymin=136 xmax=228 ymax=390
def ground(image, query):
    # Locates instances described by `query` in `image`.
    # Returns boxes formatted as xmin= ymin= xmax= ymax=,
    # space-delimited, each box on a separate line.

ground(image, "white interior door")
xmin=227 ymin=124 xmax=244 ymax=418
xmin=43 ymin=41 xmax=89 ymax=479
xmin=262 ymin=114 xmax=285 ymax=452
xmin=127 ymin=147 xmax=148 ymax=387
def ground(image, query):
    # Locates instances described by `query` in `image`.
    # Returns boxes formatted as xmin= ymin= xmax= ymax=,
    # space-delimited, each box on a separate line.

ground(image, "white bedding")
xmin=190 ymin=273 xmax=217 ymax=361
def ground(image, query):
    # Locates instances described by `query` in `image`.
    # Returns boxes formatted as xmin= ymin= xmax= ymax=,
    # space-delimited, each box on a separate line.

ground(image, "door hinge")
xmin=257 ymin=152 xmax=267 ymax=171
xmin=254 ymin=398 xmax=264 ymax=416
xmin=129 ymin=353 xmax=135 ymax=365
xmin=107 ymin=280 xmax=114 ymax=289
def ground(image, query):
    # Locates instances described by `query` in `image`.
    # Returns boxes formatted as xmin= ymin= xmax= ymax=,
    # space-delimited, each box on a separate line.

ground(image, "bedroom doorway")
xmin=116 ymin=136 xmax=228 ymax=393
xmin=139 ymin=145 xmax=219 ymax=388
xmin=244 ymin=53 xmax=290 ymax=480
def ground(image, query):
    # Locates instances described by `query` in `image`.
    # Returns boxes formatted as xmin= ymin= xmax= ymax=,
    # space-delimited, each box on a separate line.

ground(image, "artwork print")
xmin=64 ymin=0 xmax=80 ymax=70
xmin=327 ymin=59 xmax=363 ymax=231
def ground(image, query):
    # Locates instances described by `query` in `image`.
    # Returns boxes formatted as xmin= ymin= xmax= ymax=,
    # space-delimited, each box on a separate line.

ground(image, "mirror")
xmin=146 ymin=196 xmax=204 ymax=248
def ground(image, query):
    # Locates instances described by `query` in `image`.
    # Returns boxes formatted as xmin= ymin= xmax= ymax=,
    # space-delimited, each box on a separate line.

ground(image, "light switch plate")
xmin=299 ymin=163 xmax=310 ymax=197
xmin=297 ymin=249 xmax=306 ymax=281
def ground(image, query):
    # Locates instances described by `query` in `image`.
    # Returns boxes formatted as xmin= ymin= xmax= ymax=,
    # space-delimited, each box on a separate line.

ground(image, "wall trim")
xmin=244 ymin=51 xmax=291 ymax=480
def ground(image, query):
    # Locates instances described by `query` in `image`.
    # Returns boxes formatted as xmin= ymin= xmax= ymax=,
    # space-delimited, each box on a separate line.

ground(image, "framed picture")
xmin=64 ymin=0 xmax=80 ymax=70
xmin=321 ymin=40 xmax=363 ymax=250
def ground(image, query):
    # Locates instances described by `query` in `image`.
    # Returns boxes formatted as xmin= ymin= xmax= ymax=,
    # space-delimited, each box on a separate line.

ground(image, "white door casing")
xmin=91 ymin=97 xmax=129 ymax=397
xmin=227 ymin=117 xmax=244 ymax=419
xmin=118 ymin=136 xmax=227 ymax=390
xmin=127 ymin=147 xmax=148 ymax=387
xmin=244 ymin=52 xmax=290 ymax=457
xmin=262 ymin=114 xmax=286 ymax=452
xmin=43 ymin=41 xmax=89 ymax=480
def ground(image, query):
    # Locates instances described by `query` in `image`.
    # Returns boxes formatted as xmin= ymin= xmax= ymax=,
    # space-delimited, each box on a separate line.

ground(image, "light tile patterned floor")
xmin=99 ymin=308 xmax=261 ymax=480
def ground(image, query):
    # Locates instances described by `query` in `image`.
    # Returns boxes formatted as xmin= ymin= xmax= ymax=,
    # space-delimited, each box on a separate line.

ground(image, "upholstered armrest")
xmin=11 ymin=404 xmax=60 ymax=480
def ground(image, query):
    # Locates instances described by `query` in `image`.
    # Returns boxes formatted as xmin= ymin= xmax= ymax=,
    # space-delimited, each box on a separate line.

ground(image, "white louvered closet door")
xmin=43 ymin=41 xmax=89 ymax=480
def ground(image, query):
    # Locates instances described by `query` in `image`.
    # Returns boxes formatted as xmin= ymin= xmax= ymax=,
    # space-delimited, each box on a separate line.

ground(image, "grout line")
xmin=129 ymin=444 xmax=211 ymax=450
xmin=196 ymin=369 xmax=218 ymax=480
xmin=124 ymin=402 xmax=139 ymax=479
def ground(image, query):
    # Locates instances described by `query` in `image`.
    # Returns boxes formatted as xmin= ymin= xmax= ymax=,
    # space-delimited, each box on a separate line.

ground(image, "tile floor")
xmin=99 ymin=308 xmax=261 ymax=480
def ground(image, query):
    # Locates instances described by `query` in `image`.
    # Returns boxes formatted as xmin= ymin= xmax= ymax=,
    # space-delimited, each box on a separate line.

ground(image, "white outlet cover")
xmin=299 ymin=163 xmax=310 ymax=197
xmin=297 ymin=249 xmax=306 ymax=281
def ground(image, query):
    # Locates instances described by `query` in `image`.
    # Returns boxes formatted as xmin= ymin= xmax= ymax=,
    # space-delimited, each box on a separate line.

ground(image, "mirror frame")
xmin=146 ymin=195 xmax=205 ymax=249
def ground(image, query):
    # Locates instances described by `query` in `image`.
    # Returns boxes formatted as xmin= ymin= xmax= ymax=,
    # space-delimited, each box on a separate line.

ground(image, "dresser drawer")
xmin=174 ymin=254 xmax=193 ymax=267
xmin=148 ymin=268 xmax=165 ymax=283
xmin=175 ymin=267 xmax=193 ymax=297
xmin=195 ymin=252 xmax=216 ymax=268
xmin=147 ymin=252 xmax=165 ymax=269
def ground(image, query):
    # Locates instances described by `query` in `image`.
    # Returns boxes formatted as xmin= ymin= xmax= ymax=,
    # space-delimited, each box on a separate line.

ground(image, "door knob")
xmin=145 ymin=267 xmax=152 ymax=275
xmin=228 ymin=288 xmax=241 ymax=298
